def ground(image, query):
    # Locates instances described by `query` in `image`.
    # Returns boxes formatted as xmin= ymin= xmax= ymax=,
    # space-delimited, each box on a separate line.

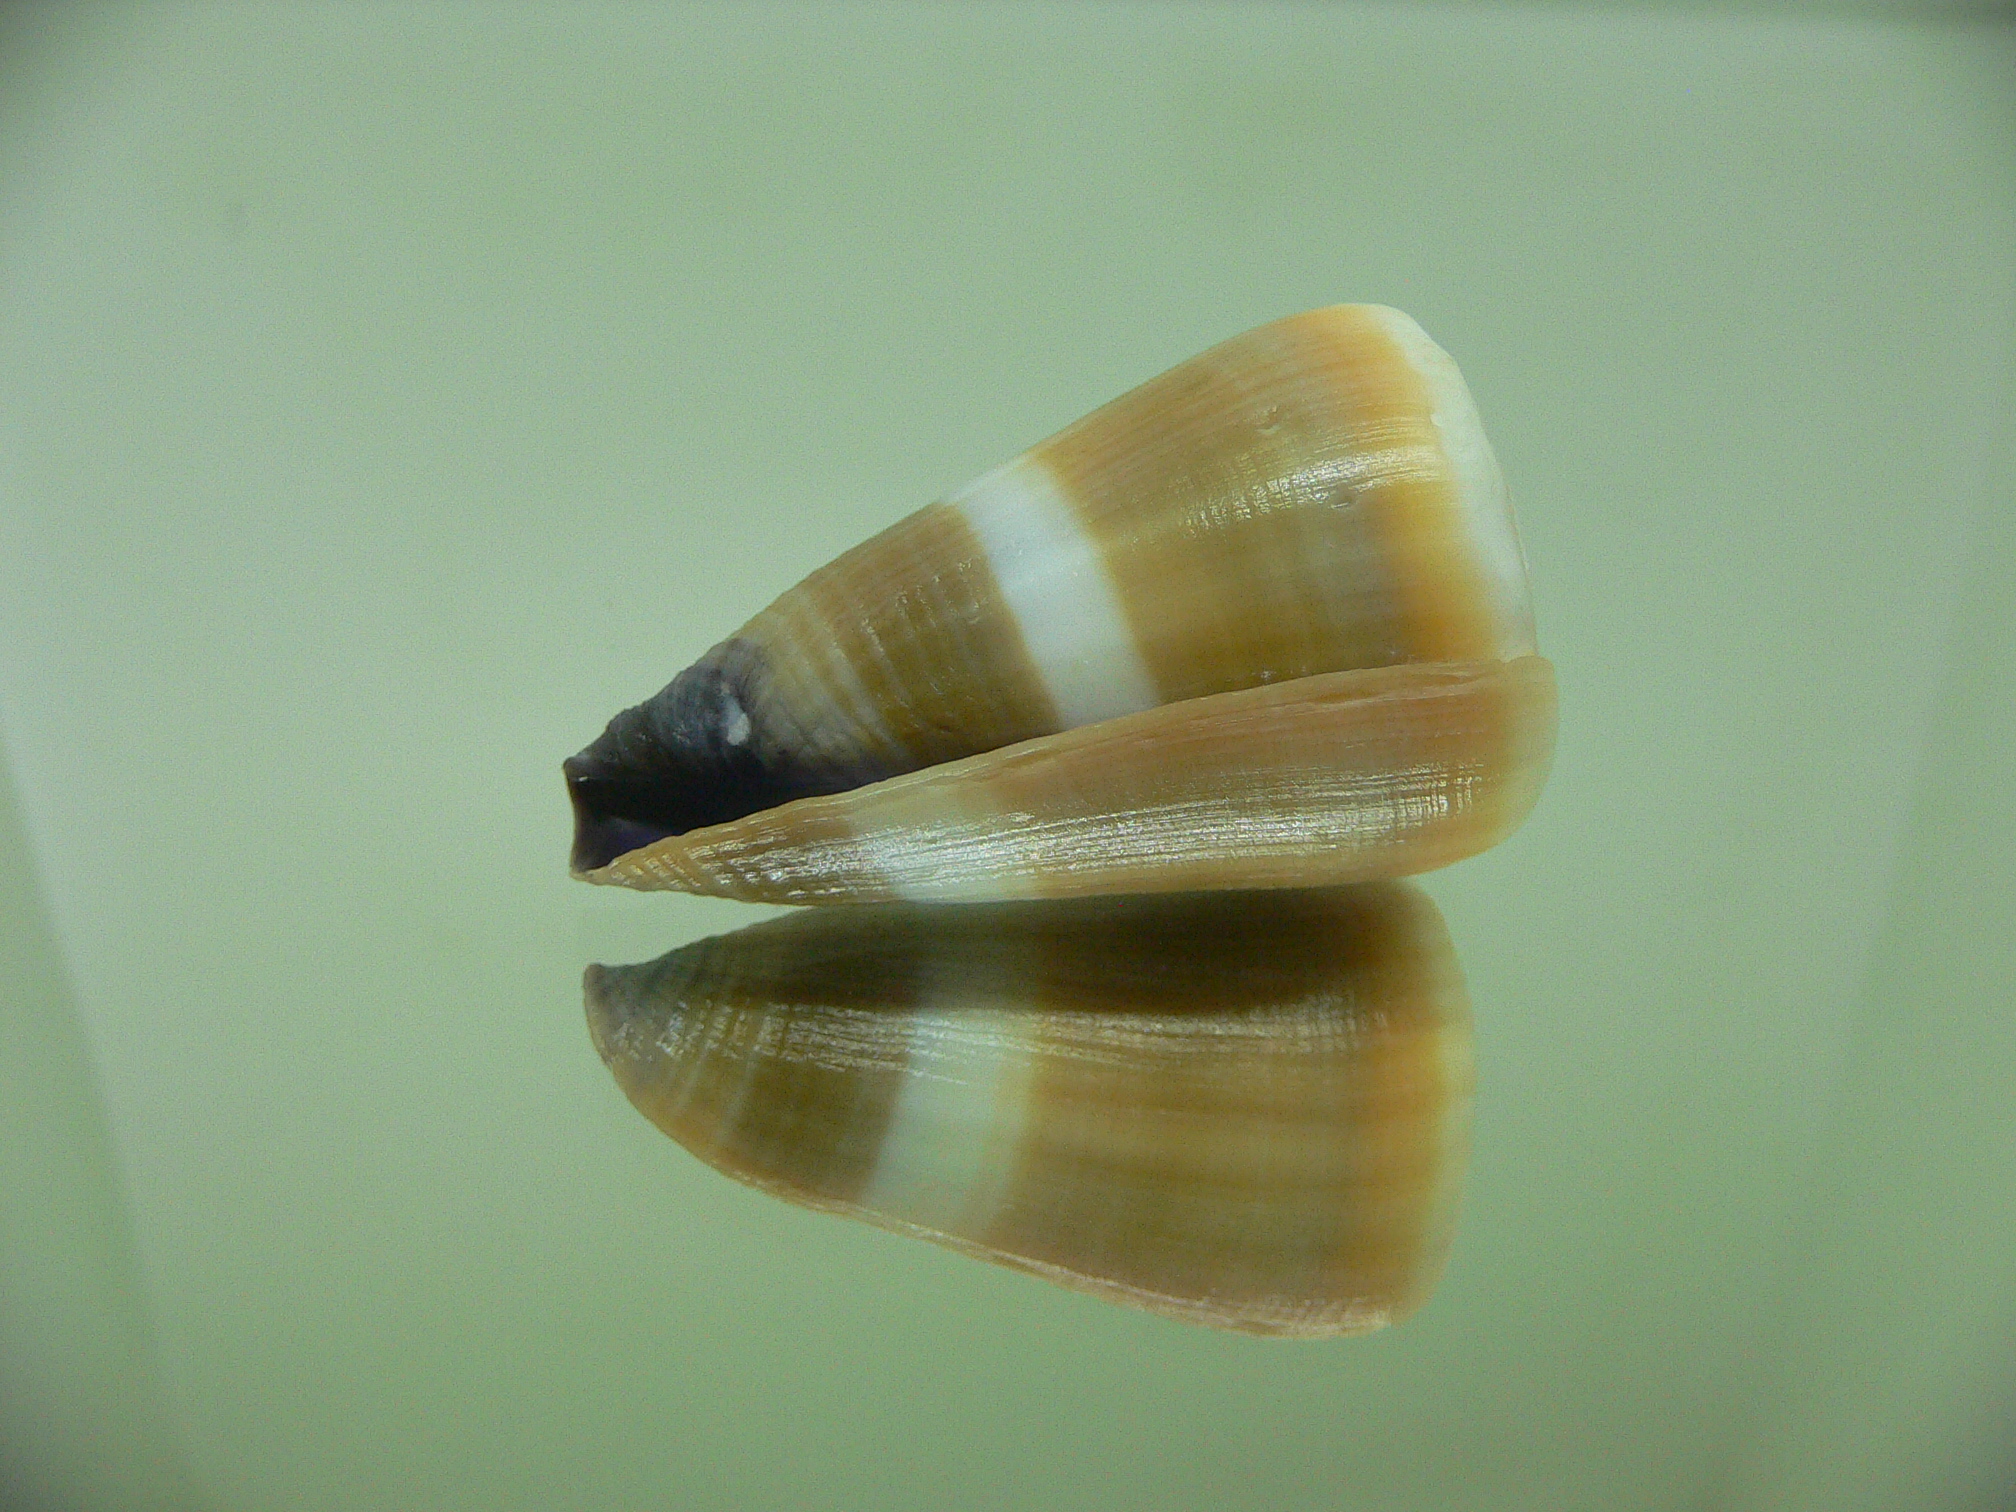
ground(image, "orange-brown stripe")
xmin=1036 ymin=306 xmax=1504 ymax=707
xmin=1331 ymin=306 xmax=1503 ymax=663
xmin=754 ymin=502 xmax=1059 ymax=777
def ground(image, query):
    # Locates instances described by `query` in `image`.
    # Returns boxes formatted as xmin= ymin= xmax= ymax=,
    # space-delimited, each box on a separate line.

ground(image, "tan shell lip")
xmin=575 ymin=655 xmax=1557 ymax=905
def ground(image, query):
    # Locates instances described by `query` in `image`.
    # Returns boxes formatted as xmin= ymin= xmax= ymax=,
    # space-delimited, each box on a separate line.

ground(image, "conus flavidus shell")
xmin=586 ymin=884 xmax=1472 ymax=1336
xmin=567 ymin=305 xmax=1554 ymax=900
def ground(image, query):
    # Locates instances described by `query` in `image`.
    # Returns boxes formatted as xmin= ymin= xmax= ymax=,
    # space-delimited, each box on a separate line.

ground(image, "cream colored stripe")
xmin=1363 ymin=306 xmax=1537 ymax=658
xmin=860 ymin=1003 xmax=1034 ymax=1238
xmin=951 ymin=453 xmax=1160 ymax=728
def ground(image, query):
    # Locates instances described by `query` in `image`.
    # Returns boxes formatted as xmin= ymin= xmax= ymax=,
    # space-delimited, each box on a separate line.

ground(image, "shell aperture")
xmin=585 ymin=656 xmax=1556 ymax=905
xmin=585 ymin=884 xmax=1472 ymax=1336
xmin=565 ymin=305 xmax=1551 ymax=897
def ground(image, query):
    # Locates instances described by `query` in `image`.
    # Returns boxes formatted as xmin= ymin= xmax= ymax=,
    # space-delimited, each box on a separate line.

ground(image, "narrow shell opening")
xmin=564 ymin=761 xmax=686 ymax=874
xmin=565 ymin=646 xmax=846 ymax=872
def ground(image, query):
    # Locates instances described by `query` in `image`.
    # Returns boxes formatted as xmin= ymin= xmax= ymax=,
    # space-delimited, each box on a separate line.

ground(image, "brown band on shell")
xmin=1040 ymin=309 xmax=1407 ymax=701
xmin=743 ymin=503 xmax=1060 ymax=777
xmin=1037 ymin=307 xmax=1454 ymax=705
xmin=1326 ymin=306 xmax=1506 ymax=664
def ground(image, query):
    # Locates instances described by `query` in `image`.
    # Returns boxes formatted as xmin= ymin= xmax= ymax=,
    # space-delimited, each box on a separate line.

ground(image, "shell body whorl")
xmin=567 ymin=305 xmax=1548 ymax=895
xmin=586 ymin=884 xmax=1473 ymax=1336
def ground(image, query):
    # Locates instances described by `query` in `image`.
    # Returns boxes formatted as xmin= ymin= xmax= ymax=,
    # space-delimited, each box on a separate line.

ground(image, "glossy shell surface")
xmin=566 ymin=304 xmax=1549 ymax=895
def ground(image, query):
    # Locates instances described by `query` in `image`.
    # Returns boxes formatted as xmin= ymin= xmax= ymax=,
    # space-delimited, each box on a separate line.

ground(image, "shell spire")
xmin=568 ymin=305 xmax=1550 ymax=897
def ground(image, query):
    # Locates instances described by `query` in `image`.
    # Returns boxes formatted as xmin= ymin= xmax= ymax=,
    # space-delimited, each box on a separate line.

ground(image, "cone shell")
xmin=586 ymin=885 xmax=1473 ymax=1336
xmin=566 ymin=304 xmax=1549 ymax=889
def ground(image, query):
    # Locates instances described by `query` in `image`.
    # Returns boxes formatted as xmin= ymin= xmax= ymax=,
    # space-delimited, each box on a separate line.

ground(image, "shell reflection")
xmin=586 ymin=884 xmax=1472 ymax=1336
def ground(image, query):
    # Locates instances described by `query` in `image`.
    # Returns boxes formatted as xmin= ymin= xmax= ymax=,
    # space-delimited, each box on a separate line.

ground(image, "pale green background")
xmin=3 ymin=4 xmax=2013 ymax=1509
